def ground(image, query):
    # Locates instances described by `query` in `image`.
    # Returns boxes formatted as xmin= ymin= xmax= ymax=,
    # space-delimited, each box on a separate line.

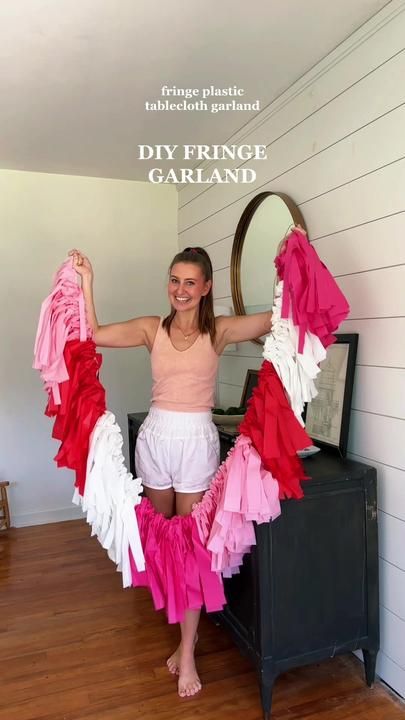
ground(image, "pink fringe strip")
xmin=192 ymin=434 xmax=281 ymax=577
xmin=129 ymin=498 xmax=226 ymax=624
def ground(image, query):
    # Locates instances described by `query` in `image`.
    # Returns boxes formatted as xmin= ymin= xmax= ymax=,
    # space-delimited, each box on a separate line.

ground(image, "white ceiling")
xmin=0 ymin=0 xmax=390 ymax=181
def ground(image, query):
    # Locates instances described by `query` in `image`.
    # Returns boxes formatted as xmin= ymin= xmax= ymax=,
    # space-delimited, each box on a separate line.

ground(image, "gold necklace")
xmin=173 ymin=319 xmax=199 ymax=341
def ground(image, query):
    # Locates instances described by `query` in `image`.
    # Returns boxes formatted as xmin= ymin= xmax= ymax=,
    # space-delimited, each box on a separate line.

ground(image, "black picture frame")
xmin=240 ymin=369 xmax=259 ymax=408
xmin=303 ymin=333 xmax=358 ymax=457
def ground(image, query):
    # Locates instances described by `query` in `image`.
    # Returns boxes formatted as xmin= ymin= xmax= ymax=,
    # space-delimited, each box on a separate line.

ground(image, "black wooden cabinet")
xmin=128 ymin=413 xmax=379 ymax=719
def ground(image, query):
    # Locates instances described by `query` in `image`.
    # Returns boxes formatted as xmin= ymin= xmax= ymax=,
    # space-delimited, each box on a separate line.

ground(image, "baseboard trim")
xmin=12 ymin=505 xmax=83 ymax=528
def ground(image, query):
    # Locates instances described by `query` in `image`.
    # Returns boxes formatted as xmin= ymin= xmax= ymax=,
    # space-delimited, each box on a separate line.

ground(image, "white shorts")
xmin=135 ymin=406 xmax=220 ymax=493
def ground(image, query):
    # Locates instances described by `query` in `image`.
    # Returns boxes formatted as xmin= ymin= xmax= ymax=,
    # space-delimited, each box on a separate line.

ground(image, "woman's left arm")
xmin=216 ymin=311 xmax=272 ymax=347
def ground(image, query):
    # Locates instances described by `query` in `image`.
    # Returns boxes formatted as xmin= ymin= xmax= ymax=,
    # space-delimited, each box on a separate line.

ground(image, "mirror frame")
xmin=230 ymin=191 xmax=308 ymax=345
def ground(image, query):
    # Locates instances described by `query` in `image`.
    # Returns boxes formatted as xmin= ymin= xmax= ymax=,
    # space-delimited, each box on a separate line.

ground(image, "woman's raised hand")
xmin=68 ymin=249 xmax=93 ymax=281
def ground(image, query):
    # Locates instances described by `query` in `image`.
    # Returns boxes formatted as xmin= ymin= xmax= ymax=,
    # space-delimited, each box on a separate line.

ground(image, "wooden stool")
xmin=0 ymin=481 xmax=10 ymax=530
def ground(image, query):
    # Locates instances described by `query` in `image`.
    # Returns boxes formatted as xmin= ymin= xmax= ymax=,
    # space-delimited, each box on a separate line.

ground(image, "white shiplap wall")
xmin=177 ymin=1 xmax=405 ymax=698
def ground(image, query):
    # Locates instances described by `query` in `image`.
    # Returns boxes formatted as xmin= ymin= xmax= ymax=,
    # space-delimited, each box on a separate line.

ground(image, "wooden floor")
xmin=0 ymin=521 xmax=404 ymax=720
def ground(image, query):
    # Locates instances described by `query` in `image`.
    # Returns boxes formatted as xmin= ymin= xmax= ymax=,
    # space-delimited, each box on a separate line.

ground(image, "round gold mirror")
xmin=231 ymin=192 xmax=307 ymax=345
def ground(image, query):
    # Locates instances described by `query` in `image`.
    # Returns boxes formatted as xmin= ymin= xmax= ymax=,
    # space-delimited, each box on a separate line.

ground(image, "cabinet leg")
xmin=362 ymin=649 xmax=377 ymax=687
xmin=259 ymin=676 xmax=275 ymax=720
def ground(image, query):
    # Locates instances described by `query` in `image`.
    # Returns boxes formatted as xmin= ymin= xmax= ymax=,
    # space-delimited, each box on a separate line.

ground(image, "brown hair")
xmin=162 ymin=246 xmax=216 ymax=344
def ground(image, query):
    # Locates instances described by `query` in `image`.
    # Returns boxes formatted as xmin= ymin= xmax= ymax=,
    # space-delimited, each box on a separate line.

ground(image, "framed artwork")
xmin=240 ymin=369 xmax=259 ymax=408
xmin=304 ymin=334 xmax=358 ymax=457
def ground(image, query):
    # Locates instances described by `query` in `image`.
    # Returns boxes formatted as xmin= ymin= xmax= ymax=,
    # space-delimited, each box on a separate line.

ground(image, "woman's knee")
xmin=143 ymin=486 xmax=175 ymax=518
xmin=175 ymin=490 xmax=205 ymax=517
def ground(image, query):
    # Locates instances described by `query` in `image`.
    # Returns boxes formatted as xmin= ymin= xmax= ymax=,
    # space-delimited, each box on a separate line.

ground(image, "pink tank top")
xmin=150 ymin=318 xmax=219 ymax=412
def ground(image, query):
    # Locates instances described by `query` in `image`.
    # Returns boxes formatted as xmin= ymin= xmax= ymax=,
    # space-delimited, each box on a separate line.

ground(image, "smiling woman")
xmin=67 ymin=243 xmax=274 ymax=699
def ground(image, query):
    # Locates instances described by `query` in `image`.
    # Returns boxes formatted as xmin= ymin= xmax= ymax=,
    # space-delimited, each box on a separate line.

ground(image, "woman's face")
xmin=168 ymin=262 xmax=211 ymax=312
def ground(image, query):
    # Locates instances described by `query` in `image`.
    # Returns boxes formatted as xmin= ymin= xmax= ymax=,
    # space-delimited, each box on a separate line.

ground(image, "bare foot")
xmin=178 ymin=651 xmax=202 ymax=697
xmin=166 ymin=634 xmax=198 ymax=676
xmin=167 ymin=644 xmax=181 ymax=675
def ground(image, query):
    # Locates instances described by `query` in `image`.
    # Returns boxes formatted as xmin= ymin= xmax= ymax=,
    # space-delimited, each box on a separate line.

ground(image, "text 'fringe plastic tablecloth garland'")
xmin=33 ymin=228 xmax=349 ymax=623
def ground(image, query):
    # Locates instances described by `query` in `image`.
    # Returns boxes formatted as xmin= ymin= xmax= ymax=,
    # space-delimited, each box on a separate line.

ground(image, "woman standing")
xmin=70 ymin=246 xmax=272 ymax=698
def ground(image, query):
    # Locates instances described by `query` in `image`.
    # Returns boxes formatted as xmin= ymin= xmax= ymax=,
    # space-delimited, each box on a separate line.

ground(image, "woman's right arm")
xmin=69 ymin=250 xmax=157 ymax=349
